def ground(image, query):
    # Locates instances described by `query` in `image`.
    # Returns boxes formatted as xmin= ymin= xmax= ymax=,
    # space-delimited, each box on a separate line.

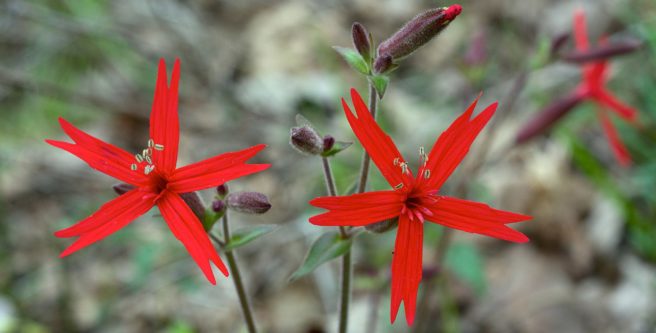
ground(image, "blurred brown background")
xmin=1 ymin=0 xmax=655 ymax=332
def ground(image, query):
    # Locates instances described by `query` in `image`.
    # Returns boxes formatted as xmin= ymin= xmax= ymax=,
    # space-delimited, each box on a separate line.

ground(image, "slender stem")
xmin=320 ymin=155 xmax=351 ymax=332
xmin=356 ymin=83 xmax=379 ymax=193
xmin=221 ymin=212 xmax=258 ymax=333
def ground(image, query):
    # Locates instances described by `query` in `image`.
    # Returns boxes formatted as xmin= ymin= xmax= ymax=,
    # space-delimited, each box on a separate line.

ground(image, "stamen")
xmin=135 ymin=154 xmax=143 ymax=163
xmin=142 ymin=149 xmax=150 ymax=157
xmin=147 ymin=139 xmax=154 ymax=148
xmin=419 ymin=146 xmax=424 ymax=156
xmin=393 ymin=157 xmax=400 ymax=166
xmin=424 ymin=170 xmax=430 ymax=179
xmin=394 ymin=183 xmax=404 ymax=190
xmin=154 ymin=144 xmax=164 ymax=151
xmin=130 ymin=164 xmax=137 ymax=171
xmin=400 ymin=162 xmax=409 ymax=175
xmin=145 ymin=156 xmax=152 ymax=164
xmin=144 ymin=164 xmax=155 ymax=175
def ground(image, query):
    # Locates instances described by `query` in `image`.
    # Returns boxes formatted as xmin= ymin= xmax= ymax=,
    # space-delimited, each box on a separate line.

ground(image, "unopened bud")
xmin=377 ymin=5 xmax=462 ymax=61
xmin=365 ymin=218 xmax=399 ymax=233
xmin=211 ymin=200 xmax=226 ymax=213
xmin=290 ymin=126 xmax=324 ymax=155
xmin=323 ymin=135 xmax=335 ymax=153
xmin=561 ymin=39 xmax=642 ymax=63
xmin=216 ymin=184 xmax=229 ymax=198
xmin=373 ymin=54 xmax=394 ymax=74
xmin=550 ymin=32 xmax=570 ymax=57
xmin=112 ymin=183 xmax=135 ymax=195
xmin=180 ymin=192 xmax=206 ymax=222
xmin=352 ymin=22 xmax=372 ymax=63
xmin=226 ymin=192 xmax=272 ymax=215
xmin=516 ymin=92 xmax=583 ymax=144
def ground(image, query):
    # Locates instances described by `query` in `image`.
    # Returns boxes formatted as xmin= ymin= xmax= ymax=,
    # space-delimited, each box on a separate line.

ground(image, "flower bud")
xmin=290 ymin=126 xmax=324 ymax=155
xmin=322 ymin=135 xmax=335 ymax=153
xmin=561 ymin=39 xmax=642 ymax=63
xmin=365 ymin=218 xmax=399 ymax=233
xmin=216 ymin=184 xmax=229 ymax=198
xmin=112 ymin=183 xmax=135 ymax=195
xmin=179 ymin=192 xmax=206 ymax=222
xmin=373 ymin=54 xmax=394 ymax=74
xmin=377 ymin=5 xmax=462 ymax=61
xmin=352 ymin=22 xmax=372 ymax=63
xmin=516 ymin=92 xmax=583 ymax=144
xmin=211 ymin=200 xmax=226 ymax=213
xmin=226 ymin=192 xmax=272 ymax=215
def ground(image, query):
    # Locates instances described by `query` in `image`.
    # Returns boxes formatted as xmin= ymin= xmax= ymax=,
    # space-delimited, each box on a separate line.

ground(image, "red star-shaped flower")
xmin=309 ymin=89 xmax=530 ymax=325
xmin=517 ymin=10 xmax=638 ymax=165
xmin=570 ymin=10 xmax=636 ymax=165
xmin=46 ymin=59 xmax=270 ymax=284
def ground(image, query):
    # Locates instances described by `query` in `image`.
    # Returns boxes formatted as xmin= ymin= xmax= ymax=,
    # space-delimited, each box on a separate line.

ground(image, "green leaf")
xmin=369 ymin=74 xmax=390 ymax=98
xmin=444 ymin=243 xmax=486 ymax=295
xmin=224 ymin=225 xmax=278 ymax=252
xmin=202 ymin=208 xmax=223 ymax=232
xmin=321 ymin=140 xmax=353 ymax=157
xmin=333 ymin=46 xmax=370 ymax=75
xmin=289 ymin=231 xmax=352 ymax=281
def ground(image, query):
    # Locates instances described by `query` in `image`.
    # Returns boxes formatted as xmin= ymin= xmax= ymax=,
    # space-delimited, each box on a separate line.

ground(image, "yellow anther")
xmin=393 ymin=157 xmax=400 ymax=166
xmin=154 ymin=144 xmax=164 ymax=151
xmin=147 ymin=139 xmax=154 ymax=148
xmin=424 ymin=170 xmax=430 ymax=179
xmin=394 ymin=183 xmax=404 ymax=189
xmin=130 ymin=164 xmax=137 ymax=171
xmin=135 ymin=154 xmax=143 ymax=163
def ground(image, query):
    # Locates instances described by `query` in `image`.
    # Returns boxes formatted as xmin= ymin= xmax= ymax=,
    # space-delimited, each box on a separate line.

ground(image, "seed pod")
xmin=516 ymin=92 xmax=584 ymax=144
xmin=352 ymin=22 xmax=373 ymax=63
xmin=377 ymin=5 xmax=462 ymax=61
xmin=290 ymin=126 xmax=324 ymax=155
xmin=226 ymin=192 xmax=272 ymax=215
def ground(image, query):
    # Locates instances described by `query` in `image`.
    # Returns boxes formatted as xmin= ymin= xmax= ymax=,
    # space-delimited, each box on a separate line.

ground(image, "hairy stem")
xmin=222 ymin=212 xmax=258 ymax=333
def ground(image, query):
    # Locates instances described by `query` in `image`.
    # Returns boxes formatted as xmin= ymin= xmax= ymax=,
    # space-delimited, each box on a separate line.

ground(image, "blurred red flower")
xmin=46 ymin=59 xmax=269 ymax=284
xmin=309 ymin=88 xmax=530 ymax=325
xmin=517 ymin=10 xmax=638 ymax=165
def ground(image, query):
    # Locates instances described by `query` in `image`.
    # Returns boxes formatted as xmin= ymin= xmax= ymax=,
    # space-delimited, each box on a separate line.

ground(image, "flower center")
xmin=130 ymin=138 xmax=164 ymax=176
xmin=401 ymin=192 xmax=438 ymax=223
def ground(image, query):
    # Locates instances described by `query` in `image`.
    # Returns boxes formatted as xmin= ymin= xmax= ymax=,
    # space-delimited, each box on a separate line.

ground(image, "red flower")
xmin=570 ymin=10 xmax=636 ymax=165
xmin=309 ymin=89 xmax=530 ymax=325
xmin=517 ymin=10 xmax=637 ymax=165
xmin=46 ymin=59 xmax=270 ymax=284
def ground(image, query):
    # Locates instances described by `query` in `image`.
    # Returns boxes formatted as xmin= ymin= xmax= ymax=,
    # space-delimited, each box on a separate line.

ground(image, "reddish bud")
xmin=211 ymin=200 xmax=225 ymax=213
xmin=377 ymin=5 xmax=462 ymax=61
xmin=550 ymin=32 xmax=570 ymax=57
xmin=352 ymin=22 xmax=372 ymax=63
xmin=179 ymin=192 xmax=206 ymax=222
xmin=112 ymin=183 xmax=135 ymax=195
xmin=226 ymin=192 xmax=272 ymax=215
xmin=323 ymin=135 xmax=335 ymax=152
xmin=561 ymin=39 xmax=642 ymax=63
xmin=516 ymin=92 xmax=584 ymax=144
xmin=290 ymin=126 xmax=324 ymax=155
xmin=373 ymin=54 xmax=394 ymax=74
xmin=216 ymin=184 xmax=229 ymax=198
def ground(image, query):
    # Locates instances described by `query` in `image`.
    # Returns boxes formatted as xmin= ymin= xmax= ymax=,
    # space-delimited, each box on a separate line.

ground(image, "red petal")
xmin=55 ymin=189 xmax=156 ymax=238
xmin=57 ymin=189 xmax=157 ymax=257
xmin=158 ymin=192 xmax=228 ymax=284
xmin=595 ymin=90 xmax=637 ymax=121
xmin=342 ymin=88 xmax=412 ymax=188
xmin=424 ymin=196 xmax=530 ymax=242
xmin=419 ymin=97 xmax=496 ymax=192
xmin=46 ymin=135 xmax=150 ymax=186
xmin=390 ymin=214 xmax=423 ymax=325
xmin=598 ymin=110 xmax=632 ymax=166
xmin=149 ymin=58 xmax=180 ymax=176
xmin=308 ymin=190 xmax=404 ymax=226
xmin=170 ymin=144 xmax=266 ymax=181
xmin=574 ymin=10 xmax=589 ymax=51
